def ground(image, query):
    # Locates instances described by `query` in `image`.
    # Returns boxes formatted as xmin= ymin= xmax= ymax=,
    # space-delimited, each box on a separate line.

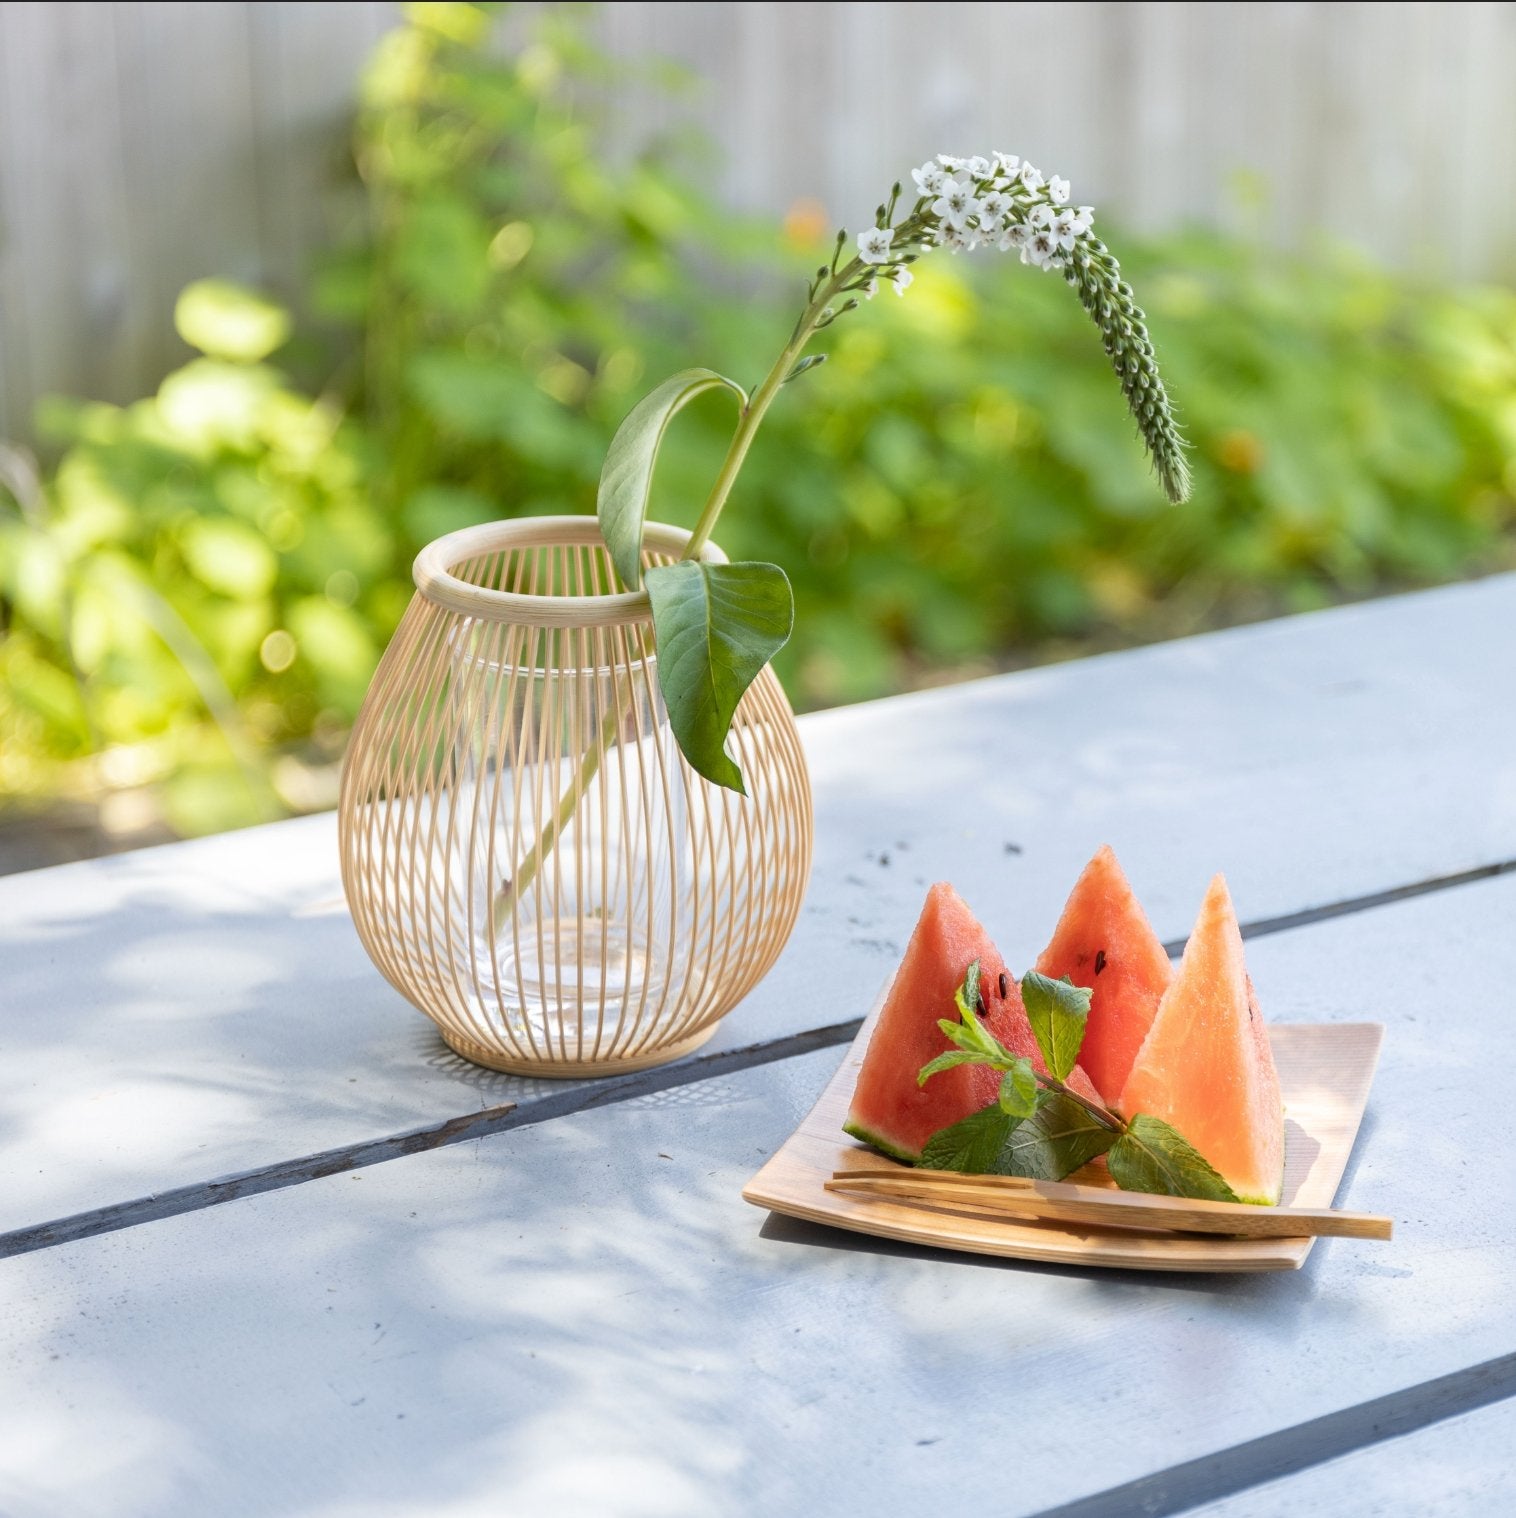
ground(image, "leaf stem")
xmin=682 ymin=261 xmax=858 ymax=562
xmin=488 ymin=704 xmax=621 ymax=938
xmin=1032 ymin=1070 xmax=1126 ymax=1134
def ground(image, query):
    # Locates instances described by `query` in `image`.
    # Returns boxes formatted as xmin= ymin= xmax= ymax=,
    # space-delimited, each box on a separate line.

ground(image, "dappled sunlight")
xmin=0 ymin=1394 xmax=200 ymax=1518
xmin=27 ymin=1078 xmax=258 ymax=1175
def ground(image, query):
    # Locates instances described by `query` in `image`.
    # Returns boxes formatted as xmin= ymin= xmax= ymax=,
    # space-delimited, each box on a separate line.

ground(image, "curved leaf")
xmin=645 ymin=559 xmax=793 ymax=794
xmin=597 ymin=369 xmax=746 ymax=590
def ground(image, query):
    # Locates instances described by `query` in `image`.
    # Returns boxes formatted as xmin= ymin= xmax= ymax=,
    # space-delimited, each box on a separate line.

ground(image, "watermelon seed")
xmin=1094 ymin=949 xmax=1107 ymax=975
xmin=998 ymin=972 xmax=1009 ymax=999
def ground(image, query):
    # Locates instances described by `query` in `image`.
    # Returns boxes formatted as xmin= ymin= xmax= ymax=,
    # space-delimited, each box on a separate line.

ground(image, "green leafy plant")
xmin=917 ymin=961 xmax=1240 ymax=1202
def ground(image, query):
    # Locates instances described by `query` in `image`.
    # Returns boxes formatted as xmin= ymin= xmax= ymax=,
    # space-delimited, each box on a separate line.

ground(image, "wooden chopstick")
xmin=825 ymin=1169 xmax=1392 ymax=1240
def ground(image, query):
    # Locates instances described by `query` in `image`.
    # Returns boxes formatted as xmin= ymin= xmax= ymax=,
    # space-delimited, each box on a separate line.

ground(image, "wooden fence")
xmin=1 ymin=1 xmax=1513 ymax=443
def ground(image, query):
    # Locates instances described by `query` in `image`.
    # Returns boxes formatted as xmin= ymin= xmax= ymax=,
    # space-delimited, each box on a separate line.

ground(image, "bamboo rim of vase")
xmin=412 ymin=515 xmax=728 ymax=626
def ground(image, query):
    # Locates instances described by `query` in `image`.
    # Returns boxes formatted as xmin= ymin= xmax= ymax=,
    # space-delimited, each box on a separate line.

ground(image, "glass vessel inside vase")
xmin=448 ymin=624 xmax=696 ymax=1060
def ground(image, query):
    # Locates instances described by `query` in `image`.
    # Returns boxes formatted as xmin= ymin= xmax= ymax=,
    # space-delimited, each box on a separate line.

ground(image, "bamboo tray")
xmin=743 ymin=997 xmax=1384 ymax=1273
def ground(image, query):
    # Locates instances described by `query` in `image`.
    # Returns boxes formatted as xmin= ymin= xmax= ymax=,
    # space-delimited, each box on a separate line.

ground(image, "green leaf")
xmin=1107 ymin=1114 xmax=1241 ymax=1202
xmin=997 ymin=1060 xmax=1039 ymax=1118
xmin=934 ymin=1017 xmax=978 ymax=1054
xmin=917 ymin=1049 xmax=978 ymax=1086
xmin=996 ymin=1090 xmax=1117 ymax=1180
xmin=174 ymin=280 xmax=290 ymax=362
xmin=1020 ymin=969 xmax=1093 ymax=1081
xmin=958 ymin=957 xmax=983 ymax=1015
xmin=919 ymin=1105 xmax=1021 ymax=1174
xmin=597 ymin=369 xmax=746 ymax=591
xmin=645 ymin=559 xmax=793 ymax=793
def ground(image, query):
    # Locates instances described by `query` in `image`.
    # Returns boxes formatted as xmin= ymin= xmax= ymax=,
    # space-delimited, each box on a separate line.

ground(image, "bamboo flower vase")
xmin=339 ymin=517 xmax=813 ymax=1076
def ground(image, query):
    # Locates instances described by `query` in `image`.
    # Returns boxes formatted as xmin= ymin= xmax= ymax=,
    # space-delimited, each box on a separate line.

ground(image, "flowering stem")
xmin=488 ymin=145 xmax=1189 ymax=939
xmin=683 ymin=206 xmax=938 ymax=561
xmin=683 ymin=264 xmax=858 ymax=561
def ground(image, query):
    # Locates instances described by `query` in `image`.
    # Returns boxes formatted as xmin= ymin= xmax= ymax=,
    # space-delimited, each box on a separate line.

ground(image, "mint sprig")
xmin=913 ymin=962 xmax=1248 ymax=1202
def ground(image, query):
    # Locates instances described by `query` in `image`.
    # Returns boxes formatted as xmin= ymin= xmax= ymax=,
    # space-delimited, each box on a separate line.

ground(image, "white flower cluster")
xmin=856 ymin=151 xmax=1094 ymax=279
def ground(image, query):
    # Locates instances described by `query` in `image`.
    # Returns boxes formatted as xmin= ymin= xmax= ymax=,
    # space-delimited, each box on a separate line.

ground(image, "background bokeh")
xmin=1 ymin=1 xmax=1514 ymax=868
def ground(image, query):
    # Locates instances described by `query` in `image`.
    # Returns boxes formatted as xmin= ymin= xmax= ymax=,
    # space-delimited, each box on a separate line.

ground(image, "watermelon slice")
xmin=844 ymin=882 xmax=1102 ymax=1163
xmin=1034 ymin=844 xmax=1172 ymax=1105
xmin=1116 ymin=874 xmax=1284 ymax=1204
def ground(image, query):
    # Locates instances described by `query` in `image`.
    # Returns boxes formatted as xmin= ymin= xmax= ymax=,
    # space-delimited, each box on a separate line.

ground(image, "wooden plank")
xmin=1 ymin=576 xmax=1515 ymax=1235
xmin=1193 ymin=1396 xmax=1516 ymax=1517
xmin=247 ymin=2 xmax=401 ymax=308
xmin=0 ymin=1 xmax=143 ymax=428
xmin=111 ymin=1 xmax=266 ymax=383
xmin=0 ymin=866 xmax=1510 ymax=1516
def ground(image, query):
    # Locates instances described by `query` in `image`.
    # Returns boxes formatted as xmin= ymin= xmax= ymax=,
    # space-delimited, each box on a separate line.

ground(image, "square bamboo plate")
xmin=744 ymin=998 xmax=1384 ymax=1273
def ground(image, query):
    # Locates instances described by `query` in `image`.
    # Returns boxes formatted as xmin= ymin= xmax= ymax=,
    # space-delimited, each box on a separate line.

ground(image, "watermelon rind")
xmin=840 ymin=1119 xmax=920 ymax=1165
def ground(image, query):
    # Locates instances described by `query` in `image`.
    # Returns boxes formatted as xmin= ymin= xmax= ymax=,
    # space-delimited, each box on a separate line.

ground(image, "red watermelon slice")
xmin=1116 ymin=874 xmax=1285 ymax=1205
xmin=844 ymin=882 xmax=1102 ymax=1163
xmin=1034 ymin=844 xmax=1173 ymax=1105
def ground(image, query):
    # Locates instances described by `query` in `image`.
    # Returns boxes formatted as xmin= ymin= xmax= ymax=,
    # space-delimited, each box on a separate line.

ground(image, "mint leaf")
xmin=958 ymin=958 xmax=983 ymax=1016
xmin=934 ymin=1018 xmax=981 ymax=1055
xmin=917 ymin=1050 xmax=978 ymax=1086
xmin=1020 ymin=970 xmax=1092 ymax=1081
xmin=997 ymin=1060 xmax=1038 ymax=1118
xmin=1107 ymin=1114 xmax=1241 ymax=1202
xmin=919 ymin=1105 xmax=1021 ymax=1174
xmin=997 ymin=1089 xmax=1117 ymax=1180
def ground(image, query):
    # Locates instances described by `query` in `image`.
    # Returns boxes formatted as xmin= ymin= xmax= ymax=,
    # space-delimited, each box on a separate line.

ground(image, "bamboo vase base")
xmin=440 ymin=1021 xmax=719 ymax=1078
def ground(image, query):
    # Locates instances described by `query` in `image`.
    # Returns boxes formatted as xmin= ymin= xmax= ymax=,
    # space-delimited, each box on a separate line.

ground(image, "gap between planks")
xmin=1026 ymin=1347 xmax=1516 ymax=1518
xmin=2 ymin=853 xmax=1512 ymax=1264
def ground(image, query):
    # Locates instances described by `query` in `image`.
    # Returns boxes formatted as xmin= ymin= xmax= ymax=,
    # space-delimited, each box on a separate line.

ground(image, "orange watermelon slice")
xmin=1034 ymin=844 xmax=1172 ymax=1105
xmin=844 ymin=883 xmax=1102 ymax=1163
xmin=1116 ymin=874 xmax=1284 ymax=1204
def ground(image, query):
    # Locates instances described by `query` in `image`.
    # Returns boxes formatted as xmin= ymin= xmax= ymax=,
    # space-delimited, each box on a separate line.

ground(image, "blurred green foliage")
xmin=2 ymin=0 xmax=1514 ymax=837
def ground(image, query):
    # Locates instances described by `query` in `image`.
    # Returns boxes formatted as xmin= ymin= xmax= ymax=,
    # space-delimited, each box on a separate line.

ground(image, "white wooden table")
xmin=3 ymin=575 xmax=1514 ymax=1517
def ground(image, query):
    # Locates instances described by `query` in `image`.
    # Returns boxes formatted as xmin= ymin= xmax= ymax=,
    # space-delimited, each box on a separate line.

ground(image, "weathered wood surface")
xmin=1193 ymin=1397 xmax=1516 ymax=1517
xmin=4 ymin=2 xmax=1515 ymax=441
xmin=2 ymin=574 xmax=1514 ymax=1239
xmin=1 ymin=868 xmax=1512 ymax=1517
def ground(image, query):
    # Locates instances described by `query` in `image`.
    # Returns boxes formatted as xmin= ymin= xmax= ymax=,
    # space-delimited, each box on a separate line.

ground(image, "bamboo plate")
xmin=743 ymin=996 xmax=1384 ymax=1273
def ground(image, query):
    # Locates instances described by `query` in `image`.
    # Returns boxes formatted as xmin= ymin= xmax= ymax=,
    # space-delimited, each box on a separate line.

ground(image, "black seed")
xmin=1094 ymin=949 xmax=1107 ymax=976
xmin=998 ymin=972 xmax=1009 ymax=999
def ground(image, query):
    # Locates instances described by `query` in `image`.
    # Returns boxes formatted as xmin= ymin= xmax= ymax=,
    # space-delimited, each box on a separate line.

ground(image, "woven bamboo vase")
xmin=339 ymin=516 xmax=813 ymax=1077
